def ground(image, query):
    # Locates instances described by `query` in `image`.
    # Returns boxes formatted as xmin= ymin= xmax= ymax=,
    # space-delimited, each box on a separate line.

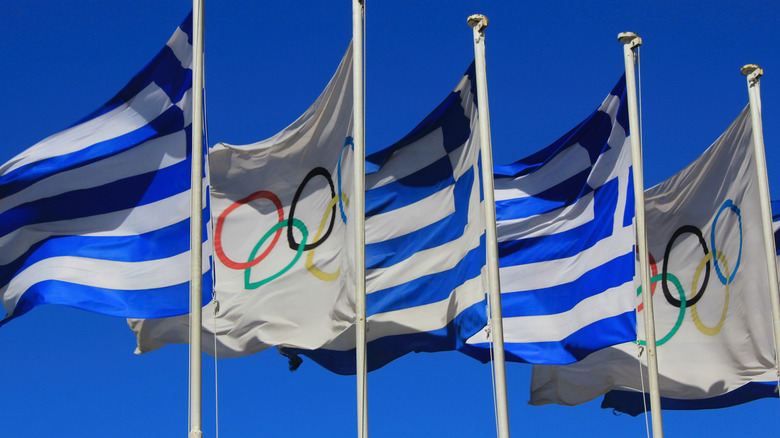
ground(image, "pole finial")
xmin=741 ymin=64 xmax=763 ymax=78
xmin=467 ymin=14 xmax=488 ymax=31
xmin=618 ymin=32 xmax=642 ymax=48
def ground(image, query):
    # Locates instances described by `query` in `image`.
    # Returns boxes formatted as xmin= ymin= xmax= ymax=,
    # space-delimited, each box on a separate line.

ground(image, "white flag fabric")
xmin=531 ymin=106 xmax=778 ymax=412
xmin=0 ymin=13 xmax=210 ymax=324
xmin=130 ymin=44 xmax=355 ymax=354
xmin=461 ymin=77 xmax=637 ymax=365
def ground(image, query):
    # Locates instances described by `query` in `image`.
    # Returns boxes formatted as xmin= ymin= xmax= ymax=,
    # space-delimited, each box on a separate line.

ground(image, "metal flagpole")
xmin=741 ymin=64 xmax=780 ymax=388
xmin=467 ymin=14 xmax=511 ymax=438
xmin=189 ymin=0 xmax=205 ymax=437
xmin=352 ymin=1 xmax=368 ymax=438
xmin=618 ymin=32 xmax=664 ymax=438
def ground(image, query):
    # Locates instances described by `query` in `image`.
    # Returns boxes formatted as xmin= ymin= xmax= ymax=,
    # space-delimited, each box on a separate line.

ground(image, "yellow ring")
xmin=305 ymin=193 xmax=349 ymax=281
xmin=690 ymin=251 xmax=729 ymax=336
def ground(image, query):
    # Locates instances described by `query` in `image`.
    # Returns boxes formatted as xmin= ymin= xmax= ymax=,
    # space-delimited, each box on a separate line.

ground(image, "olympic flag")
xmin=280 ymin=64 xmax=487 ymax=374
xmin=0 ymin=13 xmax=210 ymax=324
xmin=130 ymin=44 xmax=355 ymax=355
xmin=460 ymin=76 xmax=637 ymax=365
xmin=530 ymin=106 xmax=778 ymax=412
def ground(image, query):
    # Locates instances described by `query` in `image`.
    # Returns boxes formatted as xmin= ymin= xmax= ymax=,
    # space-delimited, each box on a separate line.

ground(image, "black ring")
xmin=662 ymin=225 xmax=710 ymax=308
xmin=287 ymin=167 xmax=336 ymax=251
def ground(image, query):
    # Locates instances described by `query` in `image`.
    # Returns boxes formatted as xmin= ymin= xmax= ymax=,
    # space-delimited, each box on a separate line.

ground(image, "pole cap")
xmin=467 ymin=14 xmax=489 ymax=30
xmin=617 ymin=32 xmax=642 ymax=46
xmin=741 ymin=64 xmax=763 ymax=77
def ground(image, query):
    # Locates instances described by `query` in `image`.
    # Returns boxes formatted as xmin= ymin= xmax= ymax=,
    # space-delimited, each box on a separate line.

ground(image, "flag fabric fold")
xmin=530 ymin=106 xmax=778 ymax=413
xmin=130 ymin=44 xmax=355 ymax=356
xmin=0 ymin=12 xmax=210 ymax=324
xmin=282 ymin=64 xmax=487 ymax=374
xmin=461 ymin=77 xmax=637 ymax=365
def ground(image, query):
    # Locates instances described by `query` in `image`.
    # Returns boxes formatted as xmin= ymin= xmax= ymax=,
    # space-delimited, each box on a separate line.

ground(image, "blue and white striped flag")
xmin=283 ymin=64 xmax=488 ymax=374
xmin=461 ymin=77 xmax=637 ymax=365
xmin=0 ymin=13 xmax=210 ymax=324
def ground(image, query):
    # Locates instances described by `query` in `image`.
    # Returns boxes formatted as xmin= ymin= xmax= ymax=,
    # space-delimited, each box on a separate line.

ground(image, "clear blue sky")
xmin=2 ymin=1 xmax=780 ymax=437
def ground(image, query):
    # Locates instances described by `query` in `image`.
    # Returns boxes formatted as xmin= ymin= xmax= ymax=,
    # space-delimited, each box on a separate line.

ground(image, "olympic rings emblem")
xmin=214 ymin=137 xmax=353 ymax=289
xmin=636 ymin=199 xmax=742 ymax=344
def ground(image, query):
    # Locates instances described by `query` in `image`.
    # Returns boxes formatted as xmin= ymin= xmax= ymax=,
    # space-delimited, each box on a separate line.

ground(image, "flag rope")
xmin=636 ymin=45 xmax=652 ymax=438
xmin=203 ymin=63 xmax=220 ymax=438
xmin=486 ymin=310 xmax=500 ymax=438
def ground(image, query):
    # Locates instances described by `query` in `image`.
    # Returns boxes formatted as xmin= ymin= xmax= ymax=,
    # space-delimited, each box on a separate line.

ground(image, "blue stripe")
xmin=0 ymin=217 xmax=199 ymax=288
xmin=623 ymin=168 xmax=635 ymax=228
xmin=281 ymin=300 xmax=487 ymax=375
xmin=1 ymin=269 xmax=213 ymax=326
xmin=367 ymin=234 xmax=485 ymax=315
xmin=499 ymin=250 xmax=634 ymax=318
xmin=498 ymin=177 xmax=619 ymax=266
xmin=602 ymin=381 xmax=779 ymax=416
xmin=0 ymin=106 xmax=185 ymax=199
xmin=495 ymin=168 xmax=593 ymax=221
xmin=461 ymin=310 xmax=636 ymax=365
xmin=366 ymin=168 xmax=474 ymax=269
xmin=0 ymin=157 xmax=191 ymax=238
xmin=72 ymin=13 xmax=193 ymax=126
xmin=365 ymin=156 xmax=454 ymax=216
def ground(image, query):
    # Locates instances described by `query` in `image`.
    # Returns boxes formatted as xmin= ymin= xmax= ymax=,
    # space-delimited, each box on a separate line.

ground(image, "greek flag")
xmin=282 ymin=64 xmax=488 ymax=374
xmin=461 ymin=77 xmax=637 ymax=365
xmin=0 ymin=13 xmax=210 ymax=325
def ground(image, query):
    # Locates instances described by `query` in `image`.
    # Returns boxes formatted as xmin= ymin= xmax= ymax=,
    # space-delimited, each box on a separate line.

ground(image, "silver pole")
xmin=741 ymin=64 xmax=780 ymax=388
xmin=467 ymin=14 xmax=510 ymax=438
xmin=352 ymin=1 xmax=368 ymax=438
xmin=189 ymin=0 xmax=205 ymax=437
xmin=618 ymin=32 xmax=664 ymax=438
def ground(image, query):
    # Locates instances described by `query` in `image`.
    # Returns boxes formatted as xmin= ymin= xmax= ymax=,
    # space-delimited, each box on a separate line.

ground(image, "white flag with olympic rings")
xmin=131 ymin=43 xmax=356 ymax=356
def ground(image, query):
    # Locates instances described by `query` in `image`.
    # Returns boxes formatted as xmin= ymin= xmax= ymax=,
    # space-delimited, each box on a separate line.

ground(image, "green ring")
xmin=244 ymin=218 xmax=308 ymax=290
xmin=636 ymin=272 xmax=685 ymax=346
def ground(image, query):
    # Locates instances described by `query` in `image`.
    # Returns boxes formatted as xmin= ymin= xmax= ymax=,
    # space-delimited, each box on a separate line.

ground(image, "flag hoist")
xmin=741 ymin=64 xmax=780 ymax=391
xmin=467 ymin=14 xmax=511 ymax=438
xmin=618 ymin=32 xmax=664 ymax=438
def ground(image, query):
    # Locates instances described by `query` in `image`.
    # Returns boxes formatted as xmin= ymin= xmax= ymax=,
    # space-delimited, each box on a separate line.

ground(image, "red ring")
xmin=214 ymin=190 xmax=284 ymax=270
xmin=637 ymin=251 xmax=658 ymax=312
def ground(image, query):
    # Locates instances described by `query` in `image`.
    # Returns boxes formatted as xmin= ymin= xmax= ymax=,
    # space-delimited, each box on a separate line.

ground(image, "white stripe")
xmin=0 ymin=192 xmax=191 ymax=264
xmin=498 ymin=225 xmax=634 ymax=292
xmin=366 ymin=184 xmax=455 ymax=244
xmin=1 ymin=82 xmax=176 ymax=175
xmin=366 ymin=128 xmax=446 ymax=190
xmin=597 ymin=93 xmax=620 ymax=118
xmin=470 ymin=281 xmax=634 ymax=345
xmin=493 ymin=143 xmax=592 ymax=201
xmin=0 ymin=130 xmax=186 ymax=215
xmin=166 ymin=26 xmax=193 ymax=70
xmin=496 ymin=190 xmax=596 ymax=242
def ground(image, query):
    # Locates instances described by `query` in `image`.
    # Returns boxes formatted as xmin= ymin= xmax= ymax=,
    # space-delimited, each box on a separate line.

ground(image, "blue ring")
xmin=337 ymin=136 xmax=354 ymax=223
xmin=710 ymin=199 xmax=742 ymax=285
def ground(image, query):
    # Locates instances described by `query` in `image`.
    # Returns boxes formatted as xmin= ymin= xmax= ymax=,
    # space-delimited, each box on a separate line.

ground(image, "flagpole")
xmin=741 ymin=65 xmax=780 ymax=386
xmin=618 ymin=32 xmax=664 ymax=438
xmin=188 ymin=0 xmax=205 ymax=437
xmin=352 ymin=1 xmax=368 ymax=438
xmin=467 ymin=14 xmax=510 ymax=438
